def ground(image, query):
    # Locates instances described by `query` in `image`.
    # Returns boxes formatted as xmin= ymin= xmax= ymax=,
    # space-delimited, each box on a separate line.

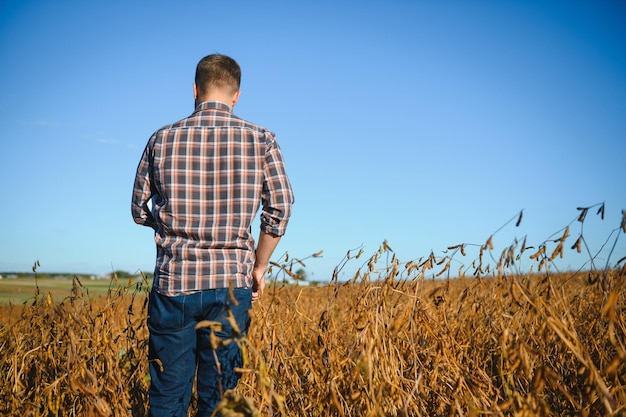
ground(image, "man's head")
xmin=194 ymin=54 xmax=241 ymax=108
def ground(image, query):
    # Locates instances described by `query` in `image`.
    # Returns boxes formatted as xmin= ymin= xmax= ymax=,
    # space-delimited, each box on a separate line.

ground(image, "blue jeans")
xmin=147 ymin=287 xmax=252 ymax=417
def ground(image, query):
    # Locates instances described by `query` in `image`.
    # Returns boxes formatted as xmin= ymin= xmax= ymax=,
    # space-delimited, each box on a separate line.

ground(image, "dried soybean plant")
xmin=0 ymin=271 xmax=151 ymax=416
xmin=239 ymin=204 xmax=626 ymax=416
xmin=1 ymin=204 xmax=625 ymax=416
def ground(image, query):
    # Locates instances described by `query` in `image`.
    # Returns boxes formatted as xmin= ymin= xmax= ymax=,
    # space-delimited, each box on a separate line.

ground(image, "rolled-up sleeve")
xmin=260 ymin=134 xmax=294 ymax=236
xmin=131 ymin=140 xmax=157 ymax=230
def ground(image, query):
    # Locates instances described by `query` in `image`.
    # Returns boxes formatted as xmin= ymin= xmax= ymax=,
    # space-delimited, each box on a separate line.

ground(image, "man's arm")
xmin=252 ymin=132 xmax=294 ymax=301
xmin=251 ymin=230 xmax=281 ymax=302
xmin=131 ymin=143 xmax=157 ymax=230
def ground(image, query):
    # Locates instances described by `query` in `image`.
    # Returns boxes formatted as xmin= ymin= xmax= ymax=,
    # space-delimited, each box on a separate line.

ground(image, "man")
xmin=131 ymin=54 xmax=294 ymax=416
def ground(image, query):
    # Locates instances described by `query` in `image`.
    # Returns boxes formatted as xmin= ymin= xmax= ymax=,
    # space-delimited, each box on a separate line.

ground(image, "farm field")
xmin=1 ymin=207 xmax=625 ymax=416
xmin=1 ymin=253 xmax=625 ymax=416
xmin=0 ymin=276 xmax=124 ymax=305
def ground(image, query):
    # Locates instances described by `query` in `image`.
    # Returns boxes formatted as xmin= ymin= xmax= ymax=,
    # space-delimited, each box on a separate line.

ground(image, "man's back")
xmin=132 ymin=101 xmax=293 ymax=294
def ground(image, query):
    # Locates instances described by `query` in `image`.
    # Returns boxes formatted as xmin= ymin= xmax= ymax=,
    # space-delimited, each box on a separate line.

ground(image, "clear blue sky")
xmin=1 ymin=0 xmax=625 ymax=280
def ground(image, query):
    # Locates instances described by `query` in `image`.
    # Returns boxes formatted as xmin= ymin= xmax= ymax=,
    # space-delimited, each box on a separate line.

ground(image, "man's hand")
xmin=251 ymin=266 xmax=266 ymax=302
xmin=251 ymin=230 xmax=281 ymax=302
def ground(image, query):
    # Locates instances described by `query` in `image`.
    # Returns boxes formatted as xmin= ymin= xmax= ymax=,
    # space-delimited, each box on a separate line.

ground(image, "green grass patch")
xmin=0 ymin=276 xmax=148 ymax=305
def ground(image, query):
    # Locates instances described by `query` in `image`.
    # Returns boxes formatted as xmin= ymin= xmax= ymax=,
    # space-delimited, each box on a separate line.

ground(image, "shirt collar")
xmin=194 ymin=101 xmax=232 ymax=113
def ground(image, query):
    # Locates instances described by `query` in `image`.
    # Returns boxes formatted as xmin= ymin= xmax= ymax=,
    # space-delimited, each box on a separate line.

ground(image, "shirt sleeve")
xmin=131 ymin=139 xmax=157 ymax=230
xmin=260 ymin=133 xmax=294 ymax=236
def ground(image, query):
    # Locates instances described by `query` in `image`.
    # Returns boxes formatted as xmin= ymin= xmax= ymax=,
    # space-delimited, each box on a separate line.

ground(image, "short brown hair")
xmin=195 ymin=54 xmax=241 ymax=96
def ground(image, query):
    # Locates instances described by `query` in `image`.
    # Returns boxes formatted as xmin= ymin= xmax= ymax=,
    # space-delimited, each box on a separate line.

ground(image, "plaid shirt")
xmin=132 ymin=101 xmax=294 ymax=295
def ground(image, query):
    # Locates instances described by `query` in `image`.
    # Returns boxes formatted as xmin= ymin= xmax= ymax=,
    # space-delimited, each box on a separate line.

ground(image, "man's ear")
xmin=193 ymin=83 xmax=199 ymax=100
xmin=232 ymin=90 xmax=241 ymax=108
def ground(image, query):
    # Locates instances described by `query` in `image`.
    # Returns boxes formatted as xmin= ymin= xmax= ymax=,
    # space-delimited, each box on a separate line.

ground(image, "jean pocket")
xmin=148 ymin=290 xmax=187 ymax=332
